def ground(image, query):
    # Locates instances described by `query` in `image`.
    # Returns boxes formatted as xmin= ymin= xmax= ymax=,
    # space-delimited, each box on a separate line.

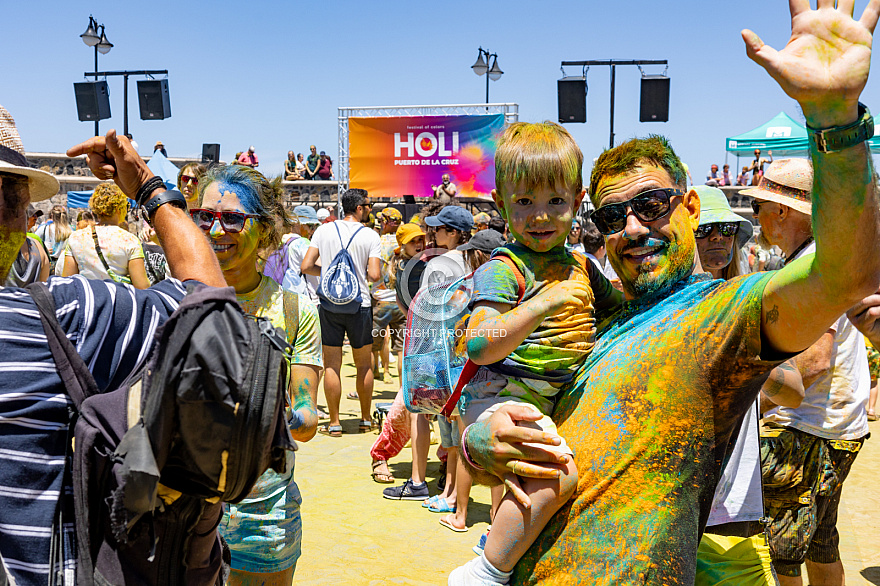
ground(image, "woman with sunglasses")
xmin=177 ymin=162 xmax=206 ymax=209
xmin=191 ymin=165 xmax=322 ymax=586
xmin=691 ymin=186 xmax=752 ymax=281
xmin=62 ymin=182 xmax=151 ymax=289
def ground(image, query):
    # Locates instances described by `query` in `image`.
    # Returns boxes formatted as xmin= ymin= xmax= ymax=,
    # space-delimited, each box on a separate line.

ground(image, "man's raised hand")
xmin=66 ymin=130 xmax=154 ymax=199
xmin=742 ymin=0 xmax=880 ymax=128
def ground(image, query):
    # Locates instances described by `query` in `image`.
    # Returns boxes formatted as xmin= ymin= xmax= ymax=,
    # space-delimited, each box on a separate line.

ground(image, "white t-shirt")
xmin=419 ymin=249 xmax=468 ymax=291
xmin=763 ymin=242 xmax=870 ymax=440
xmin=309 ymin=219 xmax=381 ymax=308
xmin=707 ymin=402 xmax=764 ymax=526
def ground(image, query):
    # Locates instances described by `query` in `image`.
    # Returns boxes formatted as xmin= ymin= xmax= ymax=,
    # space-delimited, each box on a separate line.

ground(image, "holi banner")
xmin=349 ymin=114 xmax=505 ymax=198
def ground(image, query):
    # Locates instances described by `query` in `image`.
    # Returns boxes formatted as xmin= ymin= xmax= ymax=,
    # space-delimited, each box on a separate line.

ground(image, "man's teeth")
xmin=212 ymin=244 xmax=232 ymax=251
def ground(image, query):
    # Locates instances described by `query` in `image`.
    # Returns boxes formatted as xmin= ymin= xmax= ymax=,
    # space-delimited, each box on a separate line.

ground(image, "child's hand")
xmin=534 ymin=280 xmax=592 ymax=316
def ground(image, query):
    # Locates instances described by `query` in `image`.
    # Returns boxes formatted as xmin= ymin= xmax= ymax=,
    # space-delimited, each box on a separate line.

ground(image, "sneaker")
xmin=383 ymin=479 xmax=430 ymax=501
xmin=472 ymin=527 xmax=490 ymax=555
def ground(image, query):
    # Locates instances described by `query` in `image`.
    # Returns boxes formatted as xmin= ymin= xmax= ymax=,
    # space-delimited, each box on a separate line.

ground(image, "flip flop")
xmin=371 ymin=460 xmax=394 ymax=484
xmin=422 ymin=495 xmax=443 ymax=509
xmin=428 ymin=499 xmax=456 ymax=514
xmin=439 ymin=514 xmax=467 ymax=533
xmin=346 ymin=392 xmax=359 ymax=400
xmin=318 ymin=424 xmax=342 ymax=437
xmin=358 ymin=419 xmax=374 ymax=433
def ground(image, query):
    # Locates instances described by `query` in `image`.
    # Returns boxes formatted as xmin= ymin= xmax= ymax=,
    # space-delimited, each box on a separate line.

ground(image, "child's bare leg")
xmin=489 ymin=484 xmax=504 ymax=522
xmin=441 ymin=452 xmax=472 ymax=530
xmin=483 ymin=457 xmax=578 ymax=573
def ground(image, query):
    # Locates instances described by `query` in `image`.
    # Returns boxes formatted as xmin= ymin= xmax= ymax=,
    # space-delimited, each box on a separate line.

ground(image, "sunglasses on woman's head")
xmin=694 ymin=222 xmax=739 ymax=239
xmin=190 ymin=208 xmax=260 ymax=233
xmin=591 ymin=188 xmax=684 ymax=236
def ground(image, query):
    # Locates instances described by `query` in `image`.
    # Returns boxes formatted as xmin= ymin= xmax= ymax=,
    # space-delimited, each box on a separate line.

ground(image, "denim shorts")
xmin=437 ymin=416 xmax=460 ymax=448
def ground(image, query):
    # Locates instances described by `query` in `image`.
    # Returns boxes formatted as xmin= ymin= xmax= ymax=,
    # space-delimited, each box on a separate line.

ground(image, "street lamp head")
xmin=80 ymin=16 xmax=100 ymax=47
xmin=472 ymin=50 xmax=488 ymax=76
xmin=487 ymin=59 xmax=504 ymax=81
xmin=96 ymin=26 xmax=113 ymax=55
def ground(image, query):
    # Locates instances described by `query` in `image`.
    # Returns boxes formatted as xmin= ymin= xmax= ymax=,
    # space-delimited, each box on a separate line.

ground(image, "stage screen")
xmin=349 ymin=114 xmax=504 ymax=198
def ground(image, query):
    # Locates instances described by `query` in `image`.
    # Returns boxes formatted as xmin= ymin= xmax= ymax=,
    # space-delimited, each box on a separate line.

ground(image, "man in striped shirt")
xmin=0 ymin=109 xmax=225 ymax=585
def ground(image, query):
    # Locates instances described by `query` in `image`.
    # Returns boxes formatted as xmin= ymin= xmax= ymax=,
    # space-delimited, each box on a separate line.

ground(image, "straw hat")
xmin=0 ymin=104 xmax=59 ymax=202
xmin=740 ymin=158 xmax=812 ymax=215
xmin=692 ymin=185 xmax=753 ymax=250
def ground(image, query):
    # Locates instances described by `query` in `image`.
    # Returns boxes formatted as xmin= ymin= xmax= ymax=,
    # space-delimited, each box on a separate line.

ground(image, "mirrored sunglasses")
xmin=591 ymin=188 xmax=684 ymax=236
xmin=694 ymin=222 xmax=740 ymax=239
xmin=190 ymin=208 xmax=260 ymax=233
xmin=180 ymin=175 xmax=199 ymax=187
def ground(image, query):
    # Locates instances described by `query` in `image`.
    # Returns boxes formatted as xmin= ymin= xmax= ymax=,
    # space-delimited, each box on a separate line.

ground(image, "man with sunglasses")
xmin=742 ymin=158 xmax=872 ymax=585
xmin=461 ymin=2 xmax=880 ymax=584
xmin=0 ymin=102 xmax=225 ymax=584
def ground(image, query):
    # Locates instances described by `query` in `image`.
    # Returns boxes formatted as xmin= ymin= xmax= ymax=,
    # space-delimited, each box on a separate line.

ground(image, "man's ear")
xmin=574 ymin=188 xmax=586 ymax=211
xmin=683 ymin=188 xmax=701 ymax=232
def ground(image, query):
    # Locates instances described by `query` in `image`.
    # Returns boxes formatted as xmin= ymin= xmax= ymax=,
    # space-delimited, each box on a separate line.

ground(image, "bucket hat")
xmin=0 ymin=104 xmax=59 ymax=202
xmin=740 ymin=158 xmax=812 ymax=215
xmin=293 ymin=205 xmax=321 ymax=225
xmin=692 ymin=185 xmax=753 ymax=250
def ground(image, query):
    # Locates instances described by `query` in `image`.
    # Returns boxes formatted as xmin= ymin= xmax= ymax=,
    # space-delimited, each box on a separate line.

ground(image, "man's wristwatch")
xmin=141 ymin=189 xmax=188 ymax=225
xmin=807 ymin=102 xmax=874 ymax=153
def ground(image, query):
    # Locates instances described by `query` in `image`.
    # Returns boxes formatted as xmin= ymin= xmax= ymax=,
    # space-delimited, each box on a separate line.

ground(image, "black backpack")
xmin=27 ymin=282 xmax=297 ymax=586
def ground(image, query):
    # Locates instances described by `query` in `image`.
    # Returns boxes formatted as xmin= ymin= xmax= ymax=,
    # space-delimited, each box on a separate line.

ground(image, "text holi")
xmin=394 ymin=131 xmax=459 ymax=158
xmin=394 ymin=159 xmax=459 ymax=166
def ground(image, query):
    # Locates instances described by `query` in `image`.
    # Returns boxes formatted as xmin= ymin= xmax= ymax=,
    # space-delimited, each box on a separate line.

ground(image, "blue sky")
xmin=6 ymin=1 xmax=880 ymax=188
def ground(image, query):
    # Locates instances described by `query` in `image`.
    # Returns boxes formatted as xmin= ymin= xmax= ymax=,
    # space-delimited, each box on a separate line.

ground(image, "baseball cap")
xmin=472 ymin=212 xmax=491 ymax=225
xmin=458 ymin=229 xmax=505 ymax=253
xmin=424 ymin=206 xmax=474 ymax=233
xmin=316 ymin=208 xmax=330 ymax=220
xmin=293 ymin=205 xmax=321 ymax=225
xmin=395 ymin=223 xmax=426 ymax=254
xmin=379 ymin=207 xmax=403 ymax=222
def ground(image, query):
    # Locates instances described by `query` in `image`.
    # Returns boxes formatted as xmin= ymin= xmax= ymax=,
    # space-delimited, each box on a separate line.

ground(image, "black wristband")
xmin=141 ymin=189 xmax=187 ymax=226
xmin=136 ymin=176 xmax=168 ymax=207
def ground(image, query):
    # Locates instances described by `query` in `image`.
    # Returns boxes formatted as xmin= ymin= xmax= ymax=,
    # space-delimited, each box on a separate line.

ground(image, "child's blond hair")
xmin=494 ymin=121 xmax=583 ymax=198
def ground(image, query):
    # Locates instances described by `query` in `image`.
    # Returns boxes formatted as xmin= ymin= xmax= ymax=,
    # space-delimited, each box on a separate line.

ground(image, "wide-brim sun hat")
xmin=739 ymin=158 xmax=812 ymax=216
xmin=692 ymin=185 xmax=753 ymax=250
xmin=0 ymin=104 xmax=59 ymax=202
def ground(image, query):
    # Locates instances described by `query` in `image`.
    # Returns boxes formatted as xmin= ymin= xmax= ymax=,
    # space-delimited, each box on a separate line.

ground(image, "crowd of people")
xmin=2 ymin=2 xmax=880 ymax=585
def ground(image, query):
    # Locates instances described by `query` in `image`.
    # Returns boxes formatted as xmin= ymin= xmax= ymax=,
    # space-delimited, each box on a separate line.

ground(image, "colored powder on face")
xmin=0 ymin=227 xmax=26 ymax=282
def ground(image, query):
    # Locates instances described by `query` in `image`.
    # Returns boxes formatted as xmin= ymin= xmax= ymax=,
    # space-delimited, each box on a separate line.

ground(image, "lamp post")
xmin=80 ymin=16 xmax=113 ymax=136
xmin=471 ymin=47 xmax=503 ymax=104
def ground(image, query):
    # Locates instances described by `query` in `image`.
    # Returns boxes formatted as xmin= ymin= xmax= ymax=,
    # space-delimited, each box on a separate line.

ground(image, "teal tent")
xmin=726 ymin=112 xmax=808 ymax=156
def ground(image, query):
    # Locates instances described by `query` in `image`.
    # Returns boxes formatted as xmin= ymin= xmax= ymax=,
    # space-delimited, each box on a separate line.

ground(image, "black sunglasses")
xmin=750 ymin=199 xmax=768 ymax=215
xmin=695 ymin=222 xmax=739 ymax=239
xmin=591 ymin=188 xmax=684 ymax=235
xmin=190 ymin=208 xmax=260 ymax=233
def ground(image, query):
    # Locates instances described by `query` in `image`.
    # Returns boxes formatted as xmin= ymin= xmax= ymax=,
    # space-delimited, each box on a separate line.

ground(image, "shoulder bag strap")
xmin=26 ymin=282 xmax=98 ymax=409
xmin=91 ymin=225 xmax=113 ymax=275
xmin=440 ymin=257 xmax=526 ymax=417
xmin=344 ymin=225 xmax=365 ymax=251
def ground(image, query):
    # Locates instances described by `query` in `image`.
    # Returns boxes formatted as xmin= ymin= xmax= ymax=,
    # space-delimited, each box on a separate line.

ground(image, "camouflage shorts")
xmin=867 ymin=344 xmax=879 ymax=381
xmin=759 ymin=426 xmax=864 ymax=577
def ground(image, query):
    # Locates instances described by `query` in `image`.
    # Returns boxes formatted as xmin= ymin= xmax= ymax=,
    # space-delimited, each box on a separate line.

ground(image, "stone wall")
xmin=25 ymin=151 xmax=344 ymax=212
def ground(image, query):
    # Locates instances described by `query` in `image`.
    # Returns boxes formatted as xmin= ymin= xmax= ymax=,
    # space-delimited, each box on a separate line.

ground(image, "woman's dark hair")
xmin=488 ymin=216 xmax=506 ymax=234
xmin=581 ymin=220 xmax=605 ymax=254
xmin=464 ymin=248 xmax=490 ymax=272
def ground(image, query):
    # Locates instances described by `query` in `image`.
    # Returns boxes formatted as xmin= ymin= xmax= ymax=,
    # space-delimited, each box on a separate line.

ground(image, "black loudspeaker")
xmin=137 ymin=79 xmax=171 ymax=120
xmin=558 ymin=77 xmax=586 ymax=124
xmin=640 ymin=76 xmax=670 ymax=122
xmin=201 ymin=143 xmax=220 ymax=164
xmin=73 ymin=81 xmax=111 ymax=122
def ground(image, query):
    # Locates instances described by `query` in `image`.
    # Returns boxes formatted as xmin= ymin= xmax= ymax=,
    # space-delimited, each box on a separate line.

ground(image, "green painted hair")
xmin=494 ymin=121 xmax=583 ymax=197
xmin=588 ymin=135 xmax=687 ymax=204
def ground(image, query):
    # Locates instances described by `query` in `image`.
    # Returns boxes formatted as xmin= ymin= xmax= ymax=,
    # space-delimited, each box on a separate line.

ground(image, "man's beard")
xmin=625 ymin=235 xmax=695 ymax=298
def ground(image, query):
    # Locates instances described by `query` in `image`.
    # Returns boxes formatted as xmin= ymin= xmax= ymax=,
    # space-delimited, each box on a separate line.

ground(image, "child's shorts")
xmin=466 ymin=396 xmax=572 ymax=457
xmin=437 ymin=415 xmax=460 ymax=448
